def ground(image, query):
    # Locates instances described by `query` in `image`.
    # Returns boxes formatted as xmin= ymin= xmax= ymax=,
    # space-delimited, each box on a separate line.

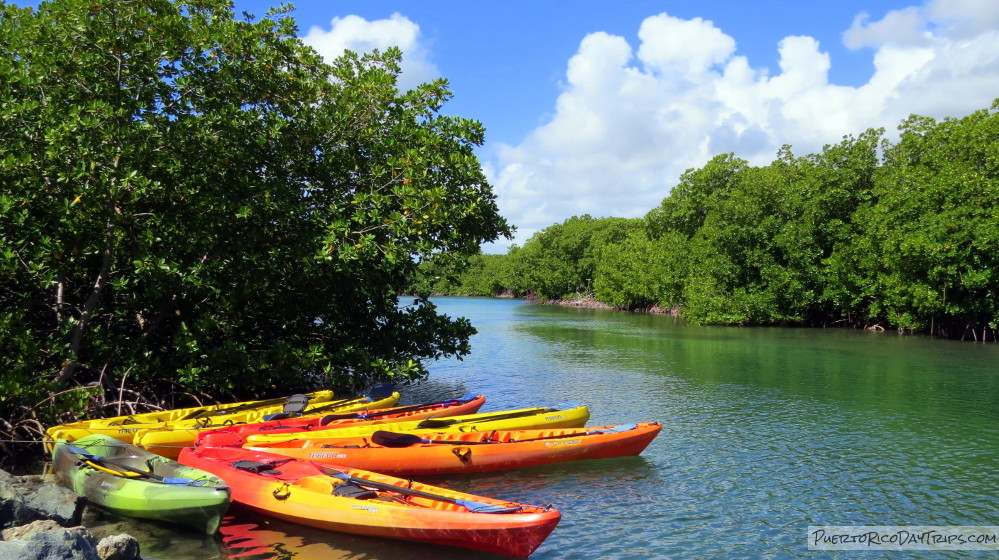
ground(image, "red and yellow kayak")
xmin=178 ymin=446 xmax=560 ymax=558
xmin=240 ymin=404 xmax=591 ymax=446
xmin=196 ymin=394 xmax=487 ymax=449
xmin=131 ymin=390 xmax=401 ymax=459
xmin=245 ymin=422 xmax=662 ymax=475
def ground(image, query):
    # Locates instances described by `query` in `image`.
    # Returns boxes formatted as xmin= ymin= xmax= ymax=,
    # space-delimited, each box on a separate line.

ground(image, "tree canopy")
xmin=431 ymin=100 xmax=999 ymax=342
xmin=0 ymin=0 xmax=511 ymax=446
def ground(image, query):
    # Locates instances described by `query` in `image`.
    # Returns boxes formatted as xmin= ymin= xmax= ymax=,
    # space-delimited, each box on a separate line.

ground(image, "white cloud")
xmin=487 ymin=5 xmax=999 ymax=249
xmin=843 ymin=8 xmax=928 ymax=49
xmin=302 ymin=13 xmax=439 ymax=92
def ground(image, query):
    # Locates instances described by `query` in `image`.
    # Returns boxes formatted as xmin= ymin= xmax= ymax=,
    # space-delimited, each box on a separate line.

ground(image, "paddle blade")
xmin=455 ymin=499 xmax=523 ymax=514
xmin=162 ymin=477 xmax=205 ymax=486
xmin=62 ymin=444 xmax=100 ymax=461
xmin=366 ymin=382 xmax=396 ymax=400
xmin=370 ymin=431 xmax=427 ymax=448
xmin=590 ymin=423 xmax=639 ymax=434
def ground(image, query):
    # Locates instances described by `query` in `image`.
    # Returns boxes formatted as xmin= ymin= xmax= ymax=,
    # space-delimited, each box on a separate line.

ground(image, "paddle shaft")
xmin=64 ymin=444 xmax=166 ymax=480
xmin=314 ymin=464 xmax=517 ymax=513
xmin=320 ymin=397 xmax=472 ymax=422
xmin=415 ymin=407 xmax=556 ymax=429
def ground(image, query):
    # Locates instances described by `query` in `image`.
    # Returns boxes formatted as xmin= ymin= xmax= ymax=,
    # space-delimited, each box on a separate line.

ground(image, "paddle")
xmin=262 ymin=383 xmax=397 ymax=421
xmin=317 ymin=395 xmax=480 ymax=425
xmin=181 ymin=394 xmax=310 ymax=421
xmin=62 ymin=444 xmax=203 ymax=485
xmin=313 ymin=464 xmax=522 ymax=514
xmin=415 ymin=407 xmax=558 ymax=429
xmin=370 ymin=423 xmax=640 ymax=448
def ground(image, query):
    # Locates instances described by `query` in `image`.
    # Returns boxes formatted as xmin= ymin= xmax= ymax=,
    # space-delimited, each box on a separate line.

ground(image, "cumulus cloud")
xmin=302 ymin=13 xmax=439 ymax=92
xmin=488 ymin=5 xmax=999 ymax=248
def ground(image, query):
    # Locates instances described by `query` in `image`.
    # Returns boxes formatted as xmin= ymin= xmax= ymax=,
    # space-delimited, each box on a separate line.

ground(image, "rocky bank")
xmin=0 ymin=468 xmax=141 ymax=560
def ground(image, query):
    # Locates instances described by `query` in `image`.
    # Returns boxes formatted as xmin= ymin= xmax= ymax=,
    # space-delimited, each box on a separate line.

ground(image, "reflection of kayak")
xmin=241 ymin=404 xmax=591 ymax=446
xmin=51 ymin=434 xmax=231 ymax=534
xmin=131 ymin=390 xmax=402 ymax=460
xmin=47 ymin=390 xmax=339 ymax=434
xmin=46 ymin=389 xmax=343 ymax=446
xmin=197 ymin=394 xmax=487 ymax=448
xmin=180 ymin=446 xmax=561 ymax=558
xmin=246 ymin=422 xmax=662 ymax=476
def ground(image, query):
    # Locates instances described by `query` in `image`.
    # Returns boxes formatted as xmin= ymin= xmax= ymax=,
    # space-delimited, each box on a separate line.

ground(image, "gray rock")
xmin=95 ymin=534 xmax=140 ymax=560
xmin=2 ymin=520 xmax=65 ymax=541
xmin=25 ymin=483 xmax=85 ymax=527
xmin=0 ymin=477 xmax=39 ymax=530
xmin=0 ymin=525 xmax=99 ymax=560
xmin=0 ymin=470 xmax=84 ymax=529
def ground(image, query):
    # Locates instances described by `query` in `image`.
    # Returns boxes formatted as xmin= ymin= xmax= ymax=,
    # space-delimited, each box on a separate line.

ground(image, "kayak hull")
xmin=247 ymin=422 xmax=662 ymax=475
xmin=51 ymin=434 xmax=230 ymax=533
xmin=241 ymin=405 xmax=591 ymax=446
xmin=196 ymin=394 xmax=487 ymax=448
xmin=132 ymin=392 xmax=401 ymax=459
xmin=178 ymin=446 xmax=560 ymax=558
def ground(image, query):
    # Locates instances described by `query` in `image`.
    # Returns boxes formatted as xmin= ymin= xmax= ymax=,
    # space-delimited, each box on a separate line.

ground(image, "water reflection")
xmin=218 ymin=506 xmax=510 ymax=560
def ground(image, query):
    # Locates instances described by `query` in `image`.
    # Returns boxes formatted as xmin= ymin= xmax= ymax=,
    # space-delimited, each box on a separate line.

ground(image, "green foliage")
xmin=857 ymin=103 xmax=999 ymax=335
xmin=592 ymin=229 xmax=686 ymax=310
xmin=413 ymin=253 xmax=514 ymax=296
xmin=509 ymin=215 xmax=638 ymax=300
xmin=0 ymin=0 xmax=510 ymax=430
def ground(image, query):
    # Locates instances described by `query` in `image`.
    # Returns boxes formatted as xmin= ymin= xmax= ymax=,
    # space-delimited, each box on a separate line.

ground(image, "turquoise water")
xmin=88 ymin=297 xmax=999 ymax=559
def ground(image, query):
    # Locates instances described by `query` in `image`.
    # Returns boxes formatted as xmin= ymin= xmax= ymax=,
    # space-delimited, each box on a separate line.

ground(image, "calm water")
xmin=85 ymin=297 xmax=999 ymax=559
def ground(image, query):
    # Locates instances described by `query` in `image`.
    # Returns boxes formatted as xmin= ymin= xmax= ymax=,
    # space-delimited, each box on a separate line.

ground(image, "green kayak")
xmin=51 ymin=433 xmax=231 ymax=534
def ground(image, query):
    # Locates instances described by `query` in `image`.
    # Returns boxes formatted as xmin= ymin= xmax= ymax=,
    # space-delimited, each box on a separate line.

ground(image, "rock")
xmin=0 ymin=477 xmax=39 ymax=530
xmin=0 ymin=470 xmax=84 ymax=529
xmin=95 ymin=534 xmax=140 ymax=560
xmin=0 ymin=524 xmax=99 ymax=560
xmin=24 ymin=482 xmax=85 ymax=527
xmin=2 ymin=520 xmax=65 ymax=541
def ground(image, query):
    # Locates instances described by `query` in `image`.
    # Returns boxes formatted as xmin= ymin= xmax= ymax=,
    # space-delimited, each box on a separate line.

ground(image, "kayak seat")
xmin=232 ymin=459 xmax=283 ymax=475
xmin=333 ymin=482 xmax=378 ymax=500
xmin=282 ymin=394 xmax=310 ymax=415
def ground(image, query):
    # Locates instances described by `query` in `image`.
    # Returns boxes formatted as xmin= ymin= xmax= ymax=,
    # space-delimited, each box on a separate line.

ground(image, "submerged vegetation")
xmin=419 ymin=100 xmax=999 ymax=341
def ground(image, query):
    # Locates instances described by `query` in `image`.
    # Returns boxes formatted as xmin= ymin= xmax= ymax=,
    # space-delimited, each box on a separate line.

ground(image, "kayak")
xmin=51 ymin=433 xmax=231 ymax=534
xmin=196 ymin=394 xmax=487 ymax=448
xmin=131 ymin=390 xmax=402 ymax=459
xmin=46 ymin=390 xmax=339 ymax=433
xmin=240 ymin=404 xmax=591 ymax=446
xmin=178 ymin=446 xmax=560 ymax=557
xmin=245 ymin=422 xmax=662 ymax=476
xmin=45 ymin=389 xmax=343 ymax=446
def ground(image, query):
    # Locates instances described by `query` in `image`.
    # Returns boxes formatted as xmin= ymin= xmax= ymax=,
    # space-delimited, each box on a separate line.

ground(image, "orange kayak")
xmin=178 ymin=446 xmax=560 ymax=558
xmin=245 ymin=422 xmax=662 ymax=475
xmin=196 ymin=394 xmax=486 ymax=448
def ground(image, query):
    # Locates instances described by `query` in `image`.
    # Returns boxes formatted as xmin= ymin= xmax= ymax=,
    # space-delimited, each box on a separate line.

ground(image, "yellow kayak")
xmin=45 ymin=391 xmax=344 ymax=451
xmin=133 ymin=391 xmax=401 ymax=459
xmin=46 ymin=390 xmax=339 ymax=434
xmin=241 ymin=404 xmax=590 ymax=446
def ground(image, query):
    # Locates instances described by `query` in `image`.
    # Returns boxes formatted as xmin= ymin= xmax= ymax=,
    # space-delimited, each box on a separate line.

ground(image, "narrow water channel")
xmin=84 ymin=296 xmax=999 ymax=559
